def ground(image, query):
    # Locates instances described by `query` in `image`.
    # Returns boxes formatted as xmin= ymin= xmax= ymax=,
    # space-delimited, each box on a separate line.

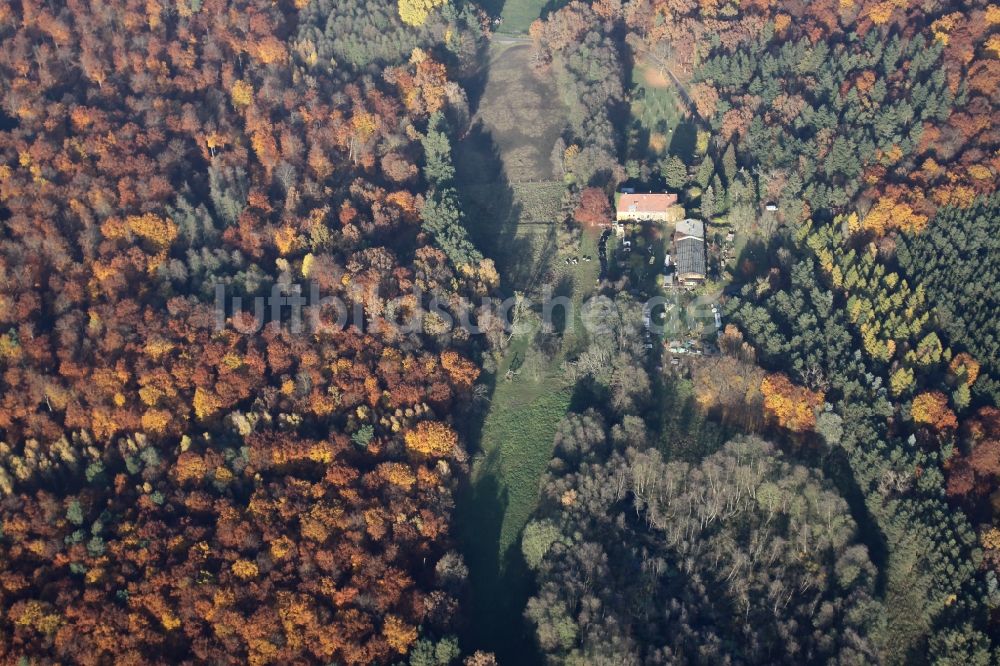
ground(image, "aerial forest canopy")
xmin=0 ymin=0 xmax=494 ymax=662
xmin=523 ymin=1 xmax=999 ymax=665
xmin=525 ymin=433 xmax=882 ymax=664
xmin=0 ymin=0 xmax=998 ymax=664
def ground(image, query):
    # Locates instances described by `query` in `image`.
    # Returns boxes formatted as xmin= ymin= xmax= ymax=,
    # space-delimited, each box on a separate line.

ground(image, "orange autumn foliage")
xmin=376 ymin=463 xmax=416 ymax=491
xmin=911 ymin=391 xmax=958 ymax=430
xmin=440 ymin=350 xmax=479 ymax=387
xmin=0 ymin=0 xmax=483 ymax=661
xmin=174 ymin=452 xmax=209 ymax=485
xmin=573 ymin=187 xmax=612 ymax=228
xmin=760 ymin=373 xmax=825 ymax=433
xmin=949 ymin=352 xmax=980 ymax=387
xmin=860 ymin=196 xmax=928 ymax=236
xmin=409 ymin=49 xmax=449 ymax=115
xmin=404 ymin=421 xmax=458 ymax=458
xmin=248 ymin=36 xmax=288 ymax=65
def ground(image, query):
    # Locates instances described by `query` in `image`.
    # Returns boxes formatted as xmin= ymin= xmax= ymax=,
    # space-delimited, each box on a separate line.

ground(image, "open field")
xmin=472 ymin=45 xmax=567 ymax=182
xmin=460 ymin=181 xmax=565 ymax=291
xmin=454 ymin=40 xmax=578 ymax=663
xmin=500 ymin=0 xmax=546 ymax=33
xmin=456 ymin=352 xmax=571 ymax=662
xmin=455 ymin=44 xmax=570 ymax=289
xmin=465 ymin=335 xmax=574 ymax=557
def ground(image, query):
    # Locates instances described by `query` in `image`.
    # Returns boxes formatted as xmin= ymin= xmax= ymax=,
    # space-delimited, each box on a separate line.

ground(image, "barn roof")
xmin=675 ymin=236 xmax=706 ymax=277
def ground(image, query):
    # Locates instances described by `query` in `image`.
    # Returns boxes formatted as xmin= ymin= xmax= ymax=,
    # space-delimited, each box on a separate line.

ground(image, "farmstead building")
xmin=616 ymin=192 xmax=679 ymax=222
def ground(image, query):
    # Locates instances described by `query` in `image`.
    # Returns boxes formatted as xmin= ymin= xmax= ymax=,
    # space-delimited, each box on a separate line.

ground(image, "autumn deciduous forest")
xmin=1 ymin=0 xmax=999 ymax=664
xmin=0 ymin=0 xmax=494 ymax=662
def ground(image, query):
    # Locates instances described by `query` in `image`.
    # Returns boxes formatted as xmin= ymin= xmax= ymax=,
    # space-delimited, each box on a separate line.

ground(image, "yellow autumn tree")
xmin=383 ymin=615 xmax=418 ymax=653
xmin=231 ymin=559 xmax=259 ymax=579
xmin=889 ymin=366 xmax=915 ymax=397
xmin=398 ymin=0 xmax=446 ymax=26
xmin=377 ymin=462 xmax=416 ymax=490
xmin=127 ymin=213 xmax=178 ymax=250
xmin=911 ymin=391 xmax=958 ymax=430
xmin=230 ymin=80 xmax=253 ymax=107
xmin=141 ymin=409 xmax=172 ymax=434
xmin=404 ymin=421 xmax=457 ymax=457
xmin=477 ymin=258 xmax=500 ymax=289
xmin=270 ymin=535 xmax=295 ymax=560
xmin=861 ymin=196 xmax=928 ymax=236
xmin=193 ymin=386 xmax=223 ymax=420
xmin=274 ymin=225 xmax=298 ymax=255
xmin=986 ymin=34 xmax=1000 ymax=58
xmin=931 ymin=12 xmax=963 ymax=45
xmin=982 ymin=527 xmax=1000 ymax=551
xmin=866 ymin=1 xmax=901 ymax=25
xmin=301 ymin=252 xmax=315 ymax=278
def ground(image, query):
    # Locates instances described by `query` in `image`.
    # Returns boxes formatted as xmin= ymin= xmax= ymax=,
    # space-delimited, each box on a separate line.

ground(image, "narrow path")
xmin=598 ymin=228 xmax=611 ymax=280
xmin=661 ymin=67 xmax=704 ymax=124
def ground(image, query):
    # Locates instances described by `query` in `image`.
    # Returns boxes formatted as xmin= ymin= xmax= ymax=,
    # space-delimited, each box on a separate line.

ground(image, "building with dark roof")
xmin=672 ymin=219 xmax=706 ymax=286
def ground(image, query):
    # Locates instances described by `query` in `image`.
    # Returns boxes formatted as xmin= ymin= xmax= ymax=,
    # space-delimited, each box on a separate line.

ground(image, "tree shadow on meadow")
xmin=668 ymin=121 xmax=698 ymax=165
xmin=454 ymin=446 xmax=543 ymax=665
xmin=454 ymin=122 xmax=539 ymax=295
xmin=477 ymin=0 xmax=506 ymax=18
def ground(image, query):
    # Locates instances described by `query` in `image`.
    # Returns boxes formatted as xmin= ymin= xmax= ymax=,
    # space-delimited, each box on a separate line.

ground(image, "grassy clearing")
xmin=474 ymin=355 xmax=572 ymax=555
xmin=555 ymin=230 xmax=600 ymax=356
xmin=459 ymin=182 xmax=563 ymax=230
xmin=454 ymin=37 xmax=578 ymax=662
xmin=457 ymin=332 xmax=574 ymax=663
xmin=458 ymin=185 xmax=561 ymax=292
xmin=475 ymin=45 xmax=568 ymax=182
xmin=453 ymin=226 xmax=598 ymax=661
xmin=455 ymin=43 xmax=569 ymax=289
xmin=511 ymin=181 xmax=565 ymax=221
